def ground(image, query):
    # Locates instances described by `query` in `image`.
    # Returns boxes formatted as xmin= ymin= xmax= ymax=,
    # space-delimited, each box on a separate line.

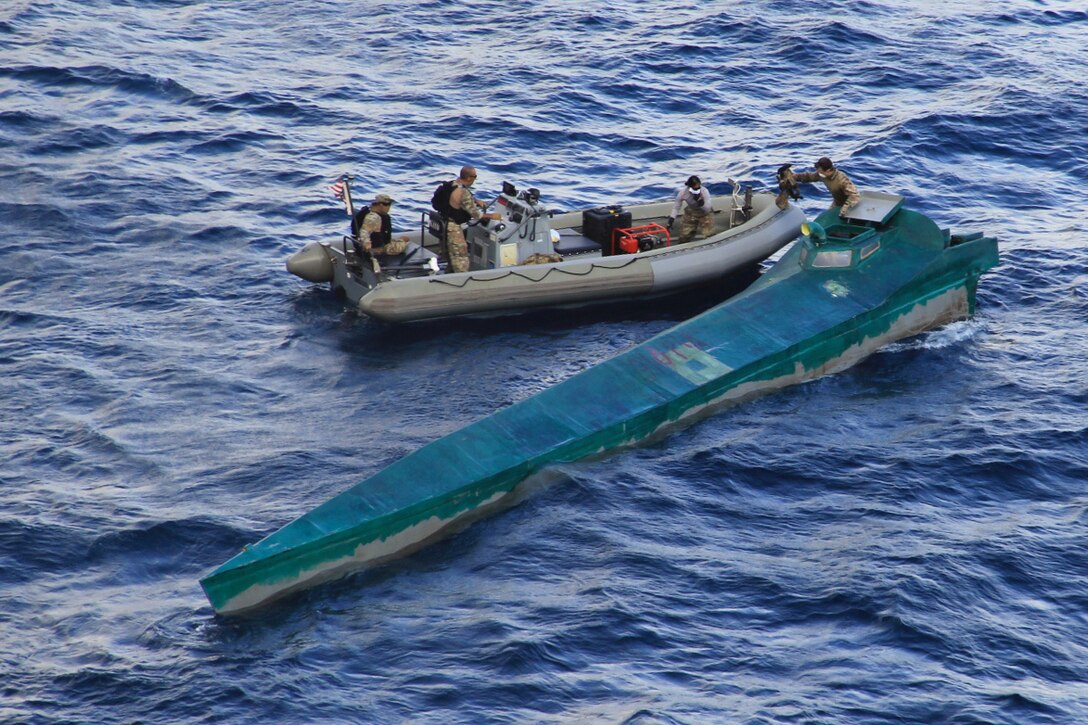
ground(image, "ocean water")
xmin=3 ymin=1 xmax=1087 ymax=723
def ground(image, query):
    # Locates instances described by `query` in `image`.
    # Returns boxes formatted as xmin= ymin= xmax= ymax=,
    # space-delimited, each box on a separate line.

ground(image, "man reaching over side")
xmin=792 ymin=157 xmax=861 ymax=217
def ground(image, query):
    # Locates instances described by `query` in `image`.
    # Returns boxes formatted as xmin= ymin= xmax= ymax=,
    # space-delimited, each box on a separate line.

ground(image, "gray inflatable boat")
xmin=287 ymin=180 xmax=805 ymax=323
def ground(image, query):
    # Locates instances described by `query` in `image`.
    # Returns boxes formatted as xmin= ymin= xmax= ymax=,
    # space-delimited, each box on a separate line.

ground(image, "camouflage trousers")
xmin=679 ymin=207 xmax=712 ymax=244
xmin=446 ymin=222 xmax=470 ymax=273
xmin=363 ymin=238 xmax=409 ymax=274
xmin=375 ymin=238 xmax=409 ymax=256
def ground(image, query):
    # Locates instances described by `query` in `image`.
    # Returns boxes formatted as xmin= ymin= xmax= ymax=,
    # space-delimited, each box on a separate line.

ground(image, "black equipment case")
xmin=582 ymin=205 xmax=632 ymax=255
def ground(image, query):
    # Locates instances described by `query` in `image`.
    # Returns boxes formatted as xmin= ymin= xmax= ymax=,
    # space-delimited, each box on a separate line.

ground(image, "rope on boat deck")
xmin=427 ymin=255 xmax=642 ymax=288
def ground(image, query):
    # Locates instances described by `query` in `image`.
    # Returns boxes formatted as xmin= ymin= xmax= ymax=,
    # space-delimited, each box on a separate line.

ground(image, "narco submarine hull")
xmin=203 ymin=192 xmax=999 ymax=614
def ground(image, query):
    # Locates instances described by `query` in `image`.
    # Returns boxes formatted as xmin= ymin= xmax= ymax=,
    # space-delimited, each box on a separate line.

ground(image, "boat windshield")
xmin=811 ymin=249 xmax=853 ymax=268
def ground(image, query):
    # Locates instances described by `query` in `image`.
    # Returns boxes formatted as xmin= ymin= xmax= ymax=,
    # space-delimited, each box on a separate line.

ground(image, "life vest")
xmin=351 ymin=205 xmax=392 ymax=245
xmin=431 ymin=181 xmax=471 ymax=224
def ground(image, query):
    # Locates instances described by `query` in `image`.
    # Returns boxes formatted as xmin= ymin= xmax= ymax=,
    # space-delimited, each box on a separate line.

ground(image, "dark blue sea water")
xmin=3 ymin=1 xmax=1087 ymax=722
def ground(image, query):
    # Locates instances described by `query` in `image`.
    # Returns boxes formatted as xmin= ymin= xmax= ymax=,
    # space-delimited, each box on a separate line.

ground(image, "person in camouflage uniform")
xmin=667 ymin=175 xmax=713 ymax=244
xmin=359 ymin=193 xmax=410 ymax=256
xmin=792 ymin=157 xmax=861 ymax=217
xmin=351 ymin=193 xmax=410 ymax=273
xmin=446 ymin=166 xmax=501 ymax=273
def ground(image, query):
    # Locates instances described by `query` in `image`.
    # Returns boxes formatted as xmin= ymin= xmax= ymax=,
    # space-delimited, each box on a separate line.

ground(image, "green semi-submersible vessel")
xmin=201 ymin=192 xmax=999 ymax=615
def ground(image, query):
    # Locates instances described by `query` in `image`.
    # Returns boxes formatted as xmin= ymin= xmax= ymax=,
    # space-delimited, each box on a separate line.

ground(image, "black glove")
xmin=666 ymin=217 xmax=674 ymax=230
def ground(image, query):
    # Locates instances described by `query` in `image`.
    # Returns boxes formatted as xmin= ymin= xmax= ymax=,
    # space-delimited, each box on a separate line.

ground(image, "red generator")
xmin=612 ymin=223 xmax=672 ymax=255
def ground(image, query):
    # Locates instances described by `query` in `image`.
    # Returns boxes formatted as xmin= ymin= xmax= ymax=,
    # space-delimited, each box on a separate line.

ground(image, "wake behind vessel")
xmin=286 ymin=178 xmax=805 ymax=322
xmin=203 ymin=192 xmax=999 ymax=615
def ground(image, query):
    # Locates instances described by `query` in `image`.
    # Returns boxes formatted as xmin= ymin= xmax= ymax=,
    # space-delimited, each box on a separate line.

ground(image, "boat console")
xmin=467 ymin=182 xmax=557 ymax=269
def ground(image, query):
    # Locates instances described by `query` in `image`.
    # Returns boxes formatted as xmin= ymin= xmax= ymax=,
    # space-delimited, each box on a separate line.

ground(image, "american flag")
xmin=328 ymin=179 xmax=345 ymax=199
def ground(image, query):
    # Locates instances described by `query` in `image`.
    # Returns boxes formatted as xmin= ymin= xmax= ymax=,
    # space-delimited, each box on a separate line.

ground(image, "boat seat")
xmin=427 ymin=211 xmax=447 ymax=243
xmin=553 ymin=231 xmax=601 ymax=257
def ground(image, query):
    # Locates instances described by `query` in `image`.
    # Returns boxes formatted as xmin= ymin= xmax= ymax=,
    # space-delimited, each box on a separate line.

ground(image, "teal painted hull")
xmin=201 ymin=198 xmax=999 ymax=614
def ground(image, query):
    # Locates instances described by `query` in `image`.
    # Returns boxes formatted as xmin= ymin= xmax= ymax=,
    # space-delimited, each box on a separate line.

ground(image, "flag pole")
xmin=341 ymin=174 xmax=355 ymax=219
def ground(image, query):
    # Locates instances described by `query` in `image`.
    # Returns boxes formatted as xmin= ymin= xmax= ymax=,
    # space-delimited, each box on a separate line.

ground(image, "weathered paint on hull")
xmin=201 ymin=201 xmax=998 ymax=614
xmin=212 ymin=488 xmax=513 ymax=615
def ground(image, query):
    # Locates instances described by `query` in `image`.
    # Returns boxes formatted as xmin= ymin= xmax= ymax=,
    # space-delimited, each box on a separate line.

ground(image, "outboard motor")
xmin=467 ymin=182 xmax=555 ymax=269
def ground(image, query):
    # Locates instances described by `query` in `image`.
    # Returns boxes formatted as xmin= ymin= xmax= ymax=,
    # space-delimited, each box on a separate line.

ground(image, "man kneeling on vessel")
xmin=667 ymin=175 xmax=713 ymax=244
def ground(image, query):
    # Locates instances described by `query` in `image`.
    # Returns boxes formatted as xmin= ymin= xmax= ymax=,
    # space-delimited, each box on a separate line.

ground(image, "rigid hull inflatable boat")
xmin=287 ymin=180 xmax=806 ymax=323
xmin=204 ymin=192 xmax=998 ymax=614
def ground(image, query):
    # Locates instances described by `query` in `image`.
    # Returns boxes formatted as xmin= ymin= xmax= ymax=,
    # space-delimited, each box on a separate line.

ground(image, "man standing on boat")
xmin=444 ymin=166 xmax=501 ymax=273
xmin=667 ymin=175 xmax=713 ymax=244
xmin=793 ymin=157 xmax=861 ymax=217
